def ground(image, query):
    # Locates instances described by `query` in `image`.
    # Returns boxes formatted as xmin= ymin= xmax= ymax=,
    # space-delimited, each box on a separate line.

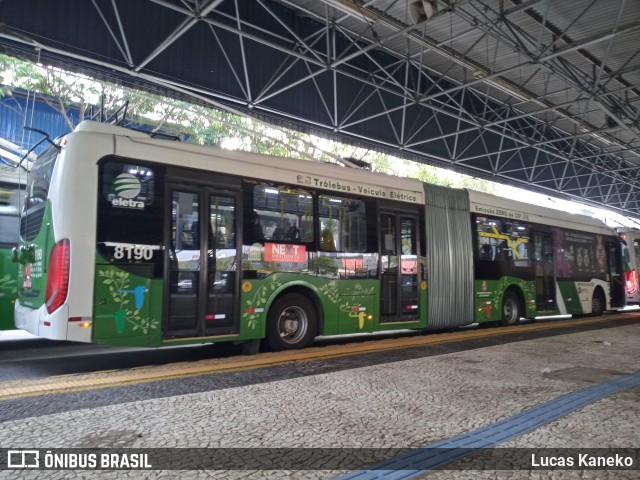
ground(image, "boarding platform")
xmin=0 ymin=313 xmax=638 ymax=478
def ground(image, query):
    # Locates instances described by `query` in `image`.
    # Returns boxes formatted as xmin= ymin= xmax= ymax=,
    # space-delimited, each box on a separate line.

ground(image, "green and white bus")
xmin=0 ymin=166 xmax=24 ymax=330
xmin=14 ymin=121 xmax=626 ymax=350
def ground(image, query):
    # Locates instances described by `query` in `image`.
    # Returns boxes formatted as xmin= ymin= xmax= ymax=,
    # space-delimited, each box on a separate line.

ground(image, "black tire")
xmin=590 ymin=289 xmax=605 ymax=317
xmin=500 ymin=290 xmax=521 ymax=326
xmin=265 ymin=293 xmax=317 ymax=350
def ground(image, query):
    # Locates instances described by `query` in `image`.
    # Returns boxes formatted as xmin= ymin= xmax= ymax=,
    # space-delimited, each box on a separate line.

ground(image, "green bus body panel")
xmin=91 ymin=260 xmax=429 ymax=347
xmin=0 ymin=246 xmax=17 ymax=329
xmin=474 ymin=277 xmax=590 ymax=322
xmin=17 ymin=202 xmax=55 ymax=310
xmin=243 ymin=275 xmax=378 ymax=336
xmin=557 ymin=281 xmax=585 ymax=314
xmin=91 ymin=269 xmax=590 ymax=346
xmin=474 ymin=277 xmax=536 ymax=322
xmin=237 ymin=274 xmax=428 ymax=338
xmin=92 ymin=259 xmax=163 ymax=347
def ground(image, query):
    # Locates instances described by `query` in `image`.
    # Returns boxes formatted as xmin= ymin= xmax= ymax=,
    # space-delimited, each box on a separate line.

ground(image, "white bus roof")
xmin=74 ymin=121 xmax=150 ymax=138
xmin=73 ymin=121 xmax=426 ymax=205
xmin=467 ymin=189 xmax=615 ymax=235
xmin=70 ymin=121 xmax=623 ymax=233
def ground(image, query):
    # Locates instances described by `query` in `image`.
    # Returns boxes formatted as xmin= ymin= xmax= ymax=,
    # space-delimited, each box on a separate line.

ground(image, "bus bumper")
xmin=14 ymin=301 xmax=70 ymax=340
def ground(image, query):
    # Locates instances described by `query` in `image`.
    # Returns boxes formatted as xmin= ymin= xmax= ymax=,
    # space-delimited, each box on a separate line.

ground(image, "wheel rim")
xmin=503 ymin=297 xmax=518 ymax=324
xmin=592 ymin=294 xmax=603 ymax=314
xmin=277 ymin=305 xmax=309 ymax=344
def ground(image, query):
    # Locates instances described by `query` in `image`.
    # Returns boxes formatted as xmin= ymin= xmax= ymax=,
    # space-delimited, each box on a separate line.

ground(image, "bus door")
xmin=380 ymin=212 xmax=420 ymax=323
xmin=534 ymin=230 xmax=556 ymax=311
xmin=166 ymin=187 xmax=238 ymax=338
xmin=608 ymin=240 xmax=626 ymax=308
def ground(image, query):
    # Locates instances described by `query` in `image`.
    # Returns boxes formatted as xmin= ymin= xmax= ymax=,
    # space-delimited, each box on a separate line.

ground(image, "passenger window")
xmin=476 ymin=215 xmax=529 ymax=267
xmin=249 ymin=184 xmax=313 ymax=244
xmin=318 ymin=195 xmax=367 ymax=253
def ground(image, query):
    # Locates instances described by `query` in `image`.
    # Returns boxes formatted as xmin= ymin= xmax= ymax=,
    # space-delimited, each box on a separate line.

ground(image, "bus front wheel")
xmin=501 ymin=291 xmax=521 ymax=326
xmin=265 ymin=293 xmax=317 ymax=350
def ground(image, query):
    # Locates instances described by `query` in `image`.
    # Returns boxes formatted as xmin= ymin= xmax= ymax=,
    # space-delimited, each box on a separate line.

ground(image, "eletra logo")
xmin=111 ymin=173 xmax=144 ymax=209
xmin=113 ymin=173 xmax=141 ymax=199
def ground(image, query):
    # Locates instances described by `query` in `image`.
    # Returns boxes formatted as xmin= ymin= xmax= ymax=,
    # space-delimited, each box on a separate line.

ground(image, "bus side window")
xmin=320 ymin=229 xmax=336 ymax=252
xmin=318 ymin=195 xmax=367 ymax=253
xmin=248 ymin=183 xmax=313 ymax=244
xmin=496 ymin=240 xmax=511 ymax=261
xmin=479 ymin=244 xmax=493 ymax=261
xmin=190 ymin=221 xmax=201 ymax=249
xmin=272 ymin=226 xmax=285 ymax=241
xmin=246 ymin=211 xmax=265 ymax=244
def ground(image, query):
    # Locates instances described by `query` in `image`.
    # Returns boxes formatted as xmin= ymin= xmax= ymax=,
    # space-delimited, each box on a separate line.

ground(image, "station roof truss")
xmin=1 ymin=0 xmax=640 ymax=218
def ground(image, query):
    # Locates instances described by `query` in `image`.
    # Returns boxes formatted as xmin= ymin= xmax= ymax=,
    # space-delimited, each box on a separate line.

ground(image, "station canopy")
xmin=1 ymin=0 xmax=639 ymax=218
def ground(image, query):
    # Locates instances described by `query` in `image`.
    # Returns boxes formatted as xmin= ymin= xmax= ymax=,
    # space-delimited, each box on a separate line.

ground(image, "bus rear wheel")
xmin=590 ymin=289 xmax=605 ymax=316
xmin=501 ymin=291 xmax=521 ymax=326
xmin=265 ymin=293 xmax=317 ymax=351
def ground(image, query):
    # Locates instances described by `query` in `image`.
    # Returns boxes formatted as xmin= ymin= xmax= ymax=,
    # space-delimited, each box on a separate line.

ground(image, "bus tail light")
xmin=626 ymin=269 xmax=638 ymax=295
xmin=46 ymin=239 xmax=70 ymax=314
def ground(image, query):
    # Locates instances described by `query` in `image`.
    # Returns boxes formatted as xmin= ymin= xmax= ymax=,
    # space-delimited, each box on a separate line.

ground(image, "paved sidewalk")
xmin=1 ymin=322 xmax=638 ymax=479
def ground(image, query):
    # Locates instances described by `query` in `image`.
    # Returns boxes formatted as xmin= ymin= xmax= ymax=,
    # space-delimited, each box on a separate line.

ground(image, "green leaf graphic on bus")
xmin=319 ymin=281 xmax=375 ymax=329
xmin=242 ymin=275 xmax=283 ymax=329
xmin=97 ymin=269 xmax=158 ymax=334
xmin=0 ymin=274 xmax=17 ymax=297
xmin=318 ymin=281 xmax=340 ymax=304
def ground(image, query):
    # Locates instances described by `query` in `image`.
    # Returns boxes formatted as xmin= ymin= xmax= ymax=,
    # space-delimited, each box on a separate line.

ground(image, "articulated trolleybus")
xmin=14 ymin=122 xmax=625 ymax=349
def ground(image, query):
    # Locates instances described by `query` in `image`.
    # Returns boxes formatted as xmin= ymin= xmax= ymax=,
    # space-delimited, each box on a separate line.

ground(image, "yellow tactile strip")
xmin=1 ymin=313 xmax=636 ymax=401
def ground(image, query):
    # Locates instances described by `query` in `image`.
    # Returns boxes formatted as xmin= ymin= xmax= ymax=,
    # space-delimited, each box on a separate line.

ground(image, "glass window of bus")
xmin=23 ymin=145 xmax=57 ymax=212
xmin=250 ymin=184 xmax=313 ymax=244
xmin=560 ymin=231 xmax=597 ymax=279
xmin=318 ymin=195 xmax=368 ymax=253
xmin=317 ymin=194 xmax=376 ymax=279
xmin=476 ymin=216 xmax=529 ymax=266
xmin=634 ymin=239 xmax=640 ymax=269
xmin=97 ymin=161 xmax=163 ymax=276
xmin=21 ymin=145 xmax=58 ymax=241
xmin=0 ymin=180 xmax=22 ymax=246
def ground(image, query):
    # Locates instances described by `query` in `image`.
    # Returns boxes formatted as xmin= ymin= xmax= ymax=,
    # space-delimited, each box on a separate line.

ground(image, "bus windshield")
xmin=21 ymin=144 xmax=58 ymax=242
xmin=24 ymin=144 xmax=58 ymax=211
